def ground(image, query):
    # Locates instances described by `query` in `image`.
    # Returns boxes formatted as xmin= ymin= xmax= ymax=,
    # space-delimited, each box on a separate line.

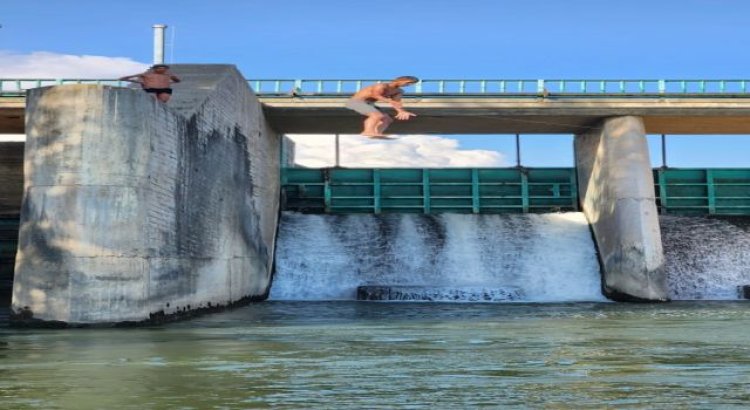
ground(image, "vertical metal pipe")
xmin=334 ymin=134 xmax=340 ymax=167
xmin=515 ymin=134 xmax=521 ymax=167
xmin=153 ymin=24 xmax=167 ymax=65
xmin=661 ymin=134 xmax=667 ymax=168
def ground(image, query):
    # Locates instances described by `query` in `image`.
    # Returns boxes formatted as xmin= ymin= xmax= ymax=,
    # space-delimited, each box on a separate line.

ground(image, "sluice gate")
xmin=282 ymin=167 xmax=750 ymax=216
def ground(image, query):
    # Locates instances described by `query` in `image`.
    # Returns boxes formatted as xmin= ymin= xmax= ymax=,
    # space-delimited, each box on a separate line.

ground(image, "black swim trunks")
xmin=143 ymin=88 xmax=173 ymax=94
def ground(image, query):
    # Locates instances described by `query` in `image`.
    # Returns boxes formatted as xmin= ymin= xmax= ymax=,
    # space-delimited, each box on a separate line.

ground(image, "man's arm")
xmin=371 ymin=86 xmax=416 ymax=120
xmin=370 ymin=85 xmax=404 ymax=109
xmin=118 ymin=73 xmax=144 ymax=83
xmin=167 ymin=71 xmax=181 ymax=83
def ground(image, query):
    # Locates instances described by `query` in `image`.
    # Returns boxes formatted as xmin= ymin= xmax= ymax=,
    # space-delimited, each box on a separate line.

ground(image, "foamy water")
xmin=271 ymin=212 xmax=605 ymax=302
xmin=661 ymin=215 xmax=750 ymax=300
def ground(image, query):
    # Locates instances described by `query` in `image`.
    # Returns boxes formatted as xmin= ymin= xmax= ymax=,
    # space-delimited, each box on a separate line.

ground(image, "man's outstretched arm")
xmin=167 ymin=71 xmax=181 ymax=83
xmin=118 ymin=73 xmax=144 ymax=83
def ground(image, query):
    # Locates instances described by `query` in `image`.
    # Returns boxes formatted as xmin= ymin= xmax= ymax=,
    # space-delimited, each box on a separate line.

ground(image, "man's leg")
xmin=362 ymin=112 xmax=386 ymax=136
xmin=157 ymin=92 xmax=171 ymax=103
xmin=376 ymin=114 xmax=393 ymax=134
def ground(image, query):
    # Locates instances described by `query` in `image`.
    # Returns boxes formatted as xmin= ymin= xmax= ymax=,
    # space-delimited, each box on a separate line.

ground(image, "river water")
xmin=2 ymin=213 xmax=750 ymax=408
xmin=2 ymin=302 xmax=750 ymax=409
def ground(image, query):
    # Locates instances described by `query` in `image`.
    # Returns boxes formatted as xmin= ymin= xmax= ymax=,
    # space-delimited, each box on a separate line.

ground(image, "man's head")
xmin=392 ymin=76 xmax=419 ymax=87
xmin=151 ymin=64 xmax=170 ymax=73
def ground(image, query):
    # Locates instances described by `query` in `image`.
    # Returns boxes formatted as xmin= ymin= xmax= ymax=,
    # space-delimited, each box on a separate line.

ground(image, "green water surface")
xmin=1 ymin=302 xmax=749 ymax=409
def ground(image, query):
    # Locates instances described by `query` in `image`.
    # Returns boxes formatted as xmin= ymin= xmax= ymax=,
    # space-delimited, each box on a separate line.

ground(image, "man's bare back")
xmin=345 ymin=76 xmax=419 ymax=138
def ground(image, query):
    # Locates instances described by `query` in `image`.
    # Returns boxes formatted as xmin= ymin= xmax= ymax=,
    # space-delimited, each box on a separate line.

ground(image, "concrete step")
xmin=357 ymin=286 xmax=524 ymax=302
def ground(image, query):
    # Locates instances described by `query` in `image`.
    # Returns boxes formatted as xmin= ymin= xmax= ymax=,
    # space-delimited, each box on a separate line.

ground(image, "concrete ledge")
xmin=575 ymin=116 xmax=667 ymax=301
xmin=11 ymin=65 xmax=282 ymax=325
xmin=356 ymin=286 xmax=524 ymax=302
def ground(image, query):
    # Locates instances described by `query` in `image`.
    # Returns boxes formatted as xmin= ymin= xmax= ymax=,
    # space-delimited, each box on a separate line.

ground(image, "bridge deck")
xmin=0 ymin=97 xmax=24 ymax=134
xmin=5 ymin=82 xmax=750 ymax=134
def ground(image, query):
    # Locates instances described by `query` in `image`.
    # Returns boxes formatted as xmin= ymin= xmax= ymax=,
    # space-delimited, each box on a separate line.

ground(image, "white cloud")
xmin=0 ymin=51 xmax=148 ymax=78
xmin=0 ymin=52 xmax=506 ymax=169
xmin=286 ymin=134 xmax=506 ymax=168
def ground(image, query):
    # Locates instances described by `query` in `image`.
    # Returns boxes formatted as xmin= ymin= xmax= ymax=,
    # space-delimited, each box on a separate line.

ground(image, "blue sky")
xmin=2 ymin=0 xmax=750 ymax=167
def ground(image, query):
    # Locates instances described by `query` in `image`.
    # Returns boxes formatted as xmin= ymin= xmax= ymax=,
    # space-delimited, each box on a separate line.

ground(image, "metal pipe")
xmin=661 ymin=134 xmax=667 ymax=168
xmin=335 ymin=134 xmax=340 ymax=167
xmin=515 ymin=134 xmax=521 ymax=167
xmin=153 ymin=24 xmax=167 ymax=65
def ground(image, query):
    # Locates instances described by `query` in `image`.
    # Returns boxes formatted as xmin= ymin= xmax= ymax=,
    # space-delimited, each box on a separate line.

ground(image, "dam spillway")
xmin=271 ymin=212 xmax=750 ymax=302
xmin=661 ymin=216 xmax=750 ymax=300
xmin=271 ymin=212 xmax=605 ymax=302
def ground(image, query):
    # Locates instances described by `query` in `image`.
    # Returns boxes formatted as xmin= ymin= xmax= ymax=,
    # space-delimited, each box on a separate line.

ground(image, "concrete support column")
xmin=575 ymin=116 xmax=667 ymax=301
xmin=11 ymin=65 xmax=282 ymax=325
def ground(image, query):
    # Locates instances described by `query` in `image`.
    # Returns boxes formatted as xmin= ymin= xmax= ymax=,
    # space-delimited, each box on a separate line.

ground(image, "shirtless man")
xmin=345 ymin=76 xmax=418 ymax=138
xmin=119 ymin=64 xmax=181 ymax=103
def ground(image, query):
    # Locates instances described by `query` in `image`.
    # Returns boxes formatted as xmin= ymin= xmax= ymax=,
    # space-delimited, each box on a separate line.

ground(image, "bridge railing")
xmin=3 ymin=78 xmax=750 ymax=97
xmin=253 ymin=79 xmax=750 ymax=96
xmin=0 ymin=79 xmax=128 ymax=96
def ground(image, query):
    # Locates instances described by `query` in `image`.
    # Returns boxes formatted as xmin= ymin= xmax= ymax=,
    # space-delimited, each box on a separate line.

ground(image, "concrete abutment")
xmin=575 ymin=116 xmax=668 ymax=301
xmin=11 ymin=65 xmax=283 ymax=325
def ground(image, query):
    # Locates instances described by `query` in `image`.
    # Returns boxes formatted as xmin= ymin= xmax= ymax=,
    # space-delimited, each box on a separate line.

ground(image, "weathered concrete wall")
xmin=12 ymin=65 xmax=282 ymax=324
xmin=575 ymin=116 xmax=667 ymax=301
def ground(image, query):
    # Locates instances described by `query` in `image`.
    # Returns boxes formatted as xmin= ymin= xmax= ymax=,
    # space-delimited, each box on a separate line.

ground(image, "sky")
xmin=2 ymin=0 xmax=750 ymax=167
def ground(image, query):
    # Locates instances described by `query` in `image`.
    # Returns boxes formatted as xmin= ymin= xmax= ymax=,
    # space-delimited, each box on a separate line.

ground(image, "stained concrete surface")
xmin=12 ymin=65 xmax=282 ymax=325
xmin=575 ymin=116 xmax=667 ymax=301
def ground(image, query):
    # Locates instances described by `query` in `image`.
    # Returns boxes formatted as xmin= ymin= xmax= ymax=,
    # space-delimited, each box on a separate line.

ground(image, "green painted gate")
xmin=282 ymin=167 xmax=750 ymax=215
xmin=655 ymin=168 xmax=750 ymax=215
xmin=282 ymin=168 xmax=578 ymax=214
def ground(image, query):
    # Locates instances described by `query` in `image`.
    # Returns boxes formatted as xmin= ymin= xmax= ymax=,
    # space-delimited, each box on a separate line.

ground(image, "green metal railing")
xmin=0 ymin=79 xmax=128 ymax=96
xmin=283 ymin=167 xmax=750 ymax=215
xmin=282 ymin=168 xmax=578 ymax=214
xmin=3 ymin=78 xmax=750 ymax=98
xmin=255 ymin=79 xmax=750 ymax=97
xmin=655 ymin=168 xmax=750 ymax=215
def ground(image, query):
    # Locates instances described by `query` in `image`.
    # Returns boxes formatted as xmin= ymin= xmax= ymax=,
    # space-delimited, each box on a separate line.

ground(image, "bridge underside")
xmin=261 ymin=97 xmax=750 ymax=134
xmin=0 ymin=98 xmax=24 ymax=134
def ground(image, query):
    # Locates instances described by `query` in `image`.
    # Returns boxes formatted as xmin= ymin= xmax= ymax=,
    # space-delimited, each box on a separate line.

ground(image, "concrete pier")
xmin=11 ymin=65 xmax=282 ymax=325
xmin=575 ymin=116 xmax=667 ymax=301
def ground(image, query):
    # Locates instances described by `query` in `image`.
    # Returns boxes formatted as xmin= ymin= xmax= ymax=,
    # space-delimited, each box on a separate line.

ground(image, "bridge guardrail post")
xmin=537 ymin=79 xmax=545 ymax=96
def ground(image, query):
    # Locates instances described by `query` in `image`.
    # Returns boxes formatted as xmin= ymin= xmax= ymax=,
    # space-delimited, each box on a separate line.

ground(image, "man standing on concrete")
xmin=119 ymin=64 xmax=181 ymax=103
xmin=345 ymin=76 xmax=418 ymax=138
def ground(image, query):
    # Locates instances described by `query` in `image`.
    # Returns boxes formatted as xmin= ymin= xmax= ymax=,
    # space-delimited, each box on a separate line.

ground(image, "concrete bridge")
xmin=2 ymin=68 xmax=750 ymax=326
xmin=4 ymin=78 xmax=750 ymax=134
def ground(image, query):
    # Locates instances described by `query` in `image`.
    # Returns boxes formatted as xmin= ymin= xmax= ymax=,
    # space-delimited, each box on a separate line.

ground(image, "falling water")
xmin=271 ymin=212 xmax=604 ymax=302
xmin=661 ymin=215 xmax=750 ymax=300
